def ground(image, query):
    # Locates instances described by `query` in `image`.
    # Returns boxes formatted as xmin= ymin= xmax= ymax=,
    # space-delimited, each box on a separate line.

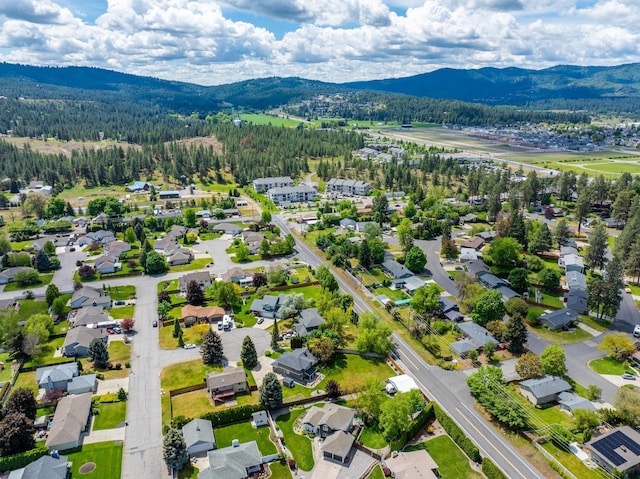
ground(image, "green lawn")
xmin=276 ymin=408 xmax=314 ymax=471
xmin=374 ymin=287 xmax=409 ymax=302
xmin=93 ymin=401 xmax=127 ymax=430
xmin=67 ymin=441 xmax=123 ymax=478
xmin=110 ymin=305 xmax=134 ymax=319
xmin=215 ymin=421 xmax=277 ymax=455
xmin=3 ymin=273 xmax=53 ymax=292
xmin=589 ymin=357 xmax=636 ymax=375
xmin=366 ymin=465 xmax=385 ymax=479
xmin=16 ymin=299 xmax=49 ymax=321
xmin=158 ymin=279 xmax=179 ymax=292
xmin=527 ymin=323 xmax=593 ymax=344
xmin=108 ymin=341 xmax=131 ymax=364
xmin=0 ymin=352 xmax=15 ymax=382
xmin=407 ymin=435 xmax=483 ymax=479
xmin=160 ymin=359 xmax=221 ymax=391
xmin=22 ymin=336 xmax=67 ymax=369
xmin=541 ymin=441 xmax=605 ymax=479
xmin=579 ymin=315 xmax=611 ymax=332
xmin=178 ymin=463 xmax=199 ymax=479
xmin=108 ymin=285 xmax=136 ymax=301
xmin=79 ymin=341 xmax=131 ymax=380
xmin=268 ymin=461 xmax=293 ymax=479
xmin=13 ymin=370 xmax=37 ymax=395
xmin=169 ymin=258 xmax=211 ymax=273
xmin=171 ymin=389 xmax=217 ymax=418
xmin=240 ymin=113 xmax=304 ymax=128
xmin=360 ymin=425 xmax=387 ymax=449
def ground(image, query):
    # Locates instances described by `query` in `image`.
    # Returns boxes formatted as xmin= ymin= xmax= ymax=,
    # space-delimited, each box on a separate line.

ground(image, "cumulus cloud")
xmin=0 ymin=0 xmax=75 ymax=25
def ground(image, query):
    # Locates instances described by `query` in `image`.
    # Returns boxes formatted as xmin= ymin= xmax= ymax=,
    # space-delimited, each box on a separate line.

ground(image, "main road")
xmin=273 ymin=215 xmax=547 ymax=479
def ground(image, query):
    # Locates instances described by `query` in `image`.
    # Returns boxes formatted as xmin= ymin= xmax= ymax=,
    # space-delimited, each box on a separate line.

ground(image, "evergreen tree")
xmin=88 ymin=338 xmax=110 ymax=367
xmin=528 ymin=222 xmax=553 ymax=254
xmin=271 ymin=318 xmax=279 ymax=350
xmin=503 ymin=315 xmax=528 ymax=354
xmin=3 ymin=388 xmax=37 ymax=420
xmin=554 ymin=218 xmax=571 ymax=246
xmin=201 ymin=330 xmax=224 ymax=365
xmin=172 ymin=318 xmax=182 ymax=338
xmin=585 ymin=222 xmax=608 ymax=271
xmin=45 ymin=283 xmax=60 ymax=306
xmin=259 ymin=372 xmax=283 ymax=408
xmin=35 ymin=249 xmax=50 ymax=272
xmin=240 ymin=335 xmax=258 ymax=369
xmin=358 ymin=240 xmax=371 ymax=269
xmin=177 ymin=331 xmax=184 ymax=348
xmin=508 ymin=210 xmax=527 ymax=247
xmin=163 ymin=428 xmax=189 ymax=471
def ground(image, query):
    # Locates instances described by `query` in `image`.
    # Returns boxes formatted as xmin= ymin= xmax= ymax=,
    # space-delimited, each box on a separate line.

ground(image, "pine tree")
xmin=259 ymin=372 xmax=283 ymax=408
xmin=554 ymin=218 xmax=571 ymax=246
xmin=503 ymin=315 xmax=528 ymax=354
xmin=88 ymin=338 xmax=109 ymax=368
xmin=177 ymin=331 xmax=184 ymax=348
xmin=35 ymin=250 xmax=50 ymax=272
xmin=45 ymin=283 xmax=60 ymax=306
xmin=358 ymin=240 xmax=371 ymax=268
xmin=241 ymin=336 xmax=258 ymax=369
xmin=586 ymin=222 xmax=608 ymax=271
xmin=172 ymin=319 xmax=182 ymax=338
xmin=201 ymin=330 xmax=223 ymax=365
xmin=271 ymin=318 xmax=279 ymax=350
xmin=163 ymin=428 xmax=189 ymax=471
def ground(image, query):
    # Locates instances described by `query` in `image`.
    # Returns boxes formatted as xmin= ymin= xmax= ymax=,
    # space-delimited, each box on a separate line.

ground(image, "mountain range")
xmin=2 ymin=61 xmax=640 ymax=112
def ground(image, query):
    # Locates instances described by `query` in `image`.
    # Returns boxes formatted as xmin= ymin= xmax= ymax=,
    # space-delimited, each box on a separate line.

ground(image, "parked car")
xmin=626 ymin=286 xmax=632 ymax=293
xmin=623 ymin=373 xmax=636 ymax=380
xmin=152 ymin=320 xmax=158 ymax=327
xmin=113 ymin=327 xmax=122 ymax=334
xmin=257 ymin=317 xmax=264 ymax=325
xmin=69 ymin=247 xmax=76 ymax=252
xmin=634 ymin=325 xmax=640 ymax=338
xmin=217 ymin=322 xmax=223 ymax=330
xmin=184 ymin=343 xmax=196 ymax=349
xmin=106 ymin=329 xmax=115 ymax=334
xmin=113 ymin=300 xmax=125 ymax=306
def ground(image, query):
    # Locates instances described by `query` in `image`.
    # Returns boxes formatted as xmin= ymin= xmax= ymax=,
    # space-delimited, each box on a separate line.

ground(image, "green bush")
xmin=200 ymin=404 xmax=265 ymax=427
xmin=0 ymin=448 xmax=47 ymax=473
xmin=434 ymin=404 xmax=480 ymax=463
xmin=482 ymin=457 xmax=508 ymax=479
xmin=99 ymin=393 xmax=119 ymax=403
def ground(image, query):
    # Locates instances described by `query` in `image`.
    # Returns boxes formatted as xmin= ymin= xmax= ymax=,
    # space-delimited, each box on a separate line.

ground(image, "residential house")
xmin=182 ymin=419 xmax=215 ymax=456
xmin=32 ymin=236 xmax=58 ymax=252
xmin=36 ymin=363 xmax=78 ymax=392
xmin=382 ymin=260 xmax=413 ymax=280
xmin=94 ymin=254 xmax=121 ymax=274
xmin=400 ymin=275 xmax=426 ymax=294
xmin=0 ymin=298 xmax=17 ymax=310
xmin=249 ymin=294 xmax=290 ymax=319
xmin=206 ymin=367 xmax=248 ymax=403
xmin=70 ymin=286 xmax=111 ymax=309
xmin=384 ymin=449 xmax=439 ymax=479
xmin=267 ymin=185 xmax=317 ymax=203
xmin=585 ymin=426 xmax=640 ymax=476
xmin=459 ymin=247 xmax=479 ymax=262
xmin=321 ymin=431 xmax=354 ymax=464
xmin=153 ymin=236 xmax=181 ymax=256
xmin=339 ymin=218 xmax=357 ymax=230
xmin=159 ymin=190 xmax=180 ymax=199
xmin=450 ymin=322 xmax=498 ymax=358
xmin=478 ymin=273 xmax=509 ymax=290
xmin=252 ymin=176 xmax=294 ymax=193
xmin=168 ymin=248 xmax=193 ymax=266
xmin=69 ymin=306 xmax=110 ymax=328
xmin=199 ymin=441 xmax=263 ymax=479
xmin=497 ymin=286 xmax=520 ymax=301
xmin=565 ymin=271 xmax=588 ymax=291
xmin=241 ymin=231 xmax=265 ymax=254
xmin=62 ymin=327 xmax=107 ymax=357
xmin=539 ymin=308 xmax=578 ymax=330
xmin=0 ymin=267 xmax=33 ymax=285
xmin=179 ymin=271 xmax=212 ymax=293
xmin=326 ymin=178 xmax=372 ymax=196
xmin=66 ymin=374 xmax=97 ymax=395
xmin=564 ymin=289 xmax=588 ymax=314
xmin=252 ymin=411 xmax=268 ymax=427
xmin=460 ymin=213 xmax=479 ymax=223
xmin=460 ymin=236 xmax=485 ymax=250
xmin=561 ymin=254 xmax=584 ymax=273
xmin=476 ymin=231 xmax=497 ymax=242
xmin=181 ymin=305 xmax=225 ymax=326
xmin=560 ymin=246 xmax=579 ymax=257
xmin=211 ymin=223 xmax=243 ymax=235
xmin=440 ymin=297 xmax=464 ymax=322
xmin=78 ymin=230 xmax=116 ymax=246
xmin=126 ymin=181 xmax=151 ymax=192
xmin=7 ymin=453 xmax=69 ymax=479
xmin=91 ymin=212 xmax=110 ymax=225
xmin=105 ymin=240 xmax=131 ymax=256
xmin=302 ymin=403 xmax=355 ymax=437
xmin=294 ymin=308 xmax=325 ymax=337
xmin=45 ymin=393 xmax=92 ymax=451
xmin=466 ymin=260 xmax=489 ymax=278
xmin=519 ymin=375 xmax=571 ymax=406
xmin=557 ymin=392 xmax=595 ymax=413
xmin=221 ymin=267 xmax=253 ymax=286
xmin=271 ymin=348 xmax=318 ymax=384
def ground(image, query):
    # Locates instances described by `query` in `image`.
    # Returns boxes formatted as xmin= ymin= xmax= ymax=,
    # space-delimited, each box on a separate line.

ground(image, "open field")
xmin=240 ymin=113 xmax=305 ymax=128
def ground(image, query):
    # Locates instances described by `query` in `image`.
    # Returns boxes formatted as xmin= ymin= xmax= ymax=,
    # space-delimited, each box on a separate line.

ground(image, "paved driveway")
xmin=221 ymin=328 xmax=270 ymax=363
xmin=96 ymin=377 xmax=129 ymax=395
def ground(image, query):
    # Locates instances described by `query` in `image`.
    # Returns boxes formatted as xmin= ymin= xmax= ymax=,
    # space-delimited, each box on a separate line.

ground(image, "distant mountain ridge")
xmin=2 ymin=61 xmax=640 ymax=111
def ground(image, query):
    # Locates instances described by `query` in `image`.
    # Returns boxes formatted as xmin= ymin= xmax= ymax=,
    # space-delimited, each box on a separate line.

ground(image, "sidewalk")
xmin=576 ymin=322 xmax=602 ymax=337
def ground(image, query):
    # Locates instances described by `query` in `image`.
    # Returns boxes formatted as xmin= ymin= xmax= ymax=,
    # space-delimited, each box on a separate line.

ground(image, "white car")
xmin=634 ymin=325 xmax=640 ymax=338
xmin=183 ymin=343 xmax=196 ymax=349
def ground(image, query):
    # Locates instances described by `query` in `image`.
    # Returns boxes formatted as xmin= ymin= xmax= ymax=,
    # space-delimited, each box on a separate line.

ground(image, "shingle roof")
xmin=382 ymin=260 xmax=413 ymax=279
xmin=272 ymin=348 xmax=318 ymax=373
xmin=321 ymin=430 xmax=354 ymax=459
xmin=206 ymin=367 xmax=247 ymax=390
xmin=520 ymin=375 xmax=571 ymax=399
xmin=182 ymin=419 xmax=215 ymax=450
xmin=540 ymin=308 xmax=578 ymax=329
xmin=36 ymin=363 xmax=78 ymax=385
xmin=303 ymin=404 xmax=354 ymax=432
xmin=63 ymin=327 xmax=106 ymax=352
xmin=46 ymin=393 xmax=92 ymax=449
xmin=8 ymin=454 xmax=69 ymax=479
xmin=557 ymin=391 xmax=595 ymax=412
xmin=199 ymin=441 xmax=262 ymax=479
xmin=458 ymin=322 xmax=498 ymax=347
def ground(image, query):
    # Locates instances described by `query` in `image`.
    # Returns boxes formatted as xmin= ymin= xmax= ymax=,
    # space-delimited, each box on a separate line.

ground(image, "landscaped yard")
xmin=16 ymin=299 xmax=49 ymax=321
xmin=160 ymin=359 xmax=221 ymax=391
xmin=215 ymin=421 xmax=277 ymax=455
xmin=579 ymin=315 xmax=611 ymax=333
xmin=13 ymin=370 xmax=37 ymax=395
xmin=178 ymin=463 xmax=199 ymax=479
xmin=407 ymin=435 xmax=483 ymax=479
xmin=93 ymin=400 xmax=127 ymax=430
xmin=22 ymin=336 xmax=67 ymax=369
xmin=170 ymin=258 xmax=211 ymax=273
xmin=366 ymin=465 xmax=385 ymax=479
xmin=79 ymin=341 xmax=131 ymax=380
xmin=275 ymin=408 xmax=314 ymax=471
xmin=541 ymin=440 xmax=605 ymax=479
xmin=0 ymin=352 xmax=15 ymax=382
xmin=589 ymin=357 xmax=636 ymax=375
xmin=67 ymin=441 xmax=123 ymax=479
xmin=110 ymin=305 xmax=134 ymax=319
xmin=360 ymin=425 xmax=387 ymax=449
xmin=158 ymin=279 xmax=179 ymax=292
xmin=108 ymin=285 xmax=136 ymax=301
xmin=527 ymin=323 xmax=593 ymax=344
xmin=3 ymin=273 xmax=53 ymax=292
xmin=159 ymin=323 xmax=210 ymax=349
xmin=374 ymin=287 xmax=409 ymax=302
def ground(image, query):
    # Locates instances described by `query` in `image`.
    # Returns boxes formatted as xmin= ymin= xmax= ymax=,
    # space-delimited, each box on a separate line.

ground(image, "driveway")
xmin=307 ymin=437 xmax=375 ymax=479
xmin=221 ymin=328 xmax=270 ymax=363
xmin=96 ymin=377 xmax=129 ymax=395
xmin=251 ymin=356 xmax=275 ymax=386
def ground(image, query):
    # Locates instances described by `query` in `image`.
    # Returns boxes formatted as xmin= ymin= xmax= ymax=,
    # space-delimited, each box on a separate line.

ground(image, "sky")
xmin=0 ymin=0 xmax=638 ymax=86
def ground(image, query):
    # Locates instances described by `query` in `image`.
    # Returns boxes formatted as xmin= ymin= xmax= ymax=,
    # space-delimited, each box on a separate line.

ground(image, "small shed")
xmin=252 ymin=411 xmax=268 ymax=428
xmin=283 ymin=377 xmax=295 ymax=388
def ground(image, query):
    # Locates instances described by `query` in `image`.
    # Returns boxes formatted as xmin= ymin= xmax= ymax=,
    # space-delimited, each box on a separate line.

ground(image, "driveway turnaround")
xmin=221 ymin=328 xmax=270 ymax=363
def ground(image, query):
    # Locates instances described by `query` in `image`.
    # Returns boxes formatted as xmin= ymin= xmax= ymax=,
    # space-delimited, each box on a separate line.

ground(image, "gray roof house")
xmin=249 ymin=294 xmax=290 ymax=319
xmin=252 ymin=176 xmax=294 ymax=192
xmin=211 ymin=223 xmax=244 ymax=235
xmin=67 ymin=374 xmax=97 ymax=395
xmin=466 ymin=261 xmax=489 ymax=278
xmin=440 ymin=297 xmax=464 ymax=322
xmin=36 ymin=363 xmax=79 ymax=392
xmin=7 ymin=454 xmax=69 ymax=479
xmin=450 ymin=322 xmax=498 ymax=358
xmin=252 ymin=411 xmax=268 ymax=427
xmin=272 ymin=348 xmax=319 ymax=384
xmin=585 ymin=426 xmax=640 ymax=476
xmin=46 ymin=393 xmax=92 ymax=451
xmin=221 ymin=267 xmax=253 ymax=285
xmin=62 ymin=327 xmax=107 ymax=357
xmin=69 ymin=306 xmax=109 ymax=328
xmin=566 ymin=271 xmax=587 ymax=291
xmin=478 ymin=273 xmax=509 ymax=289
xmin=564 ymin=289 xmax=588 ymax=314
xmin=557 ymin=392 xmax=596 ymax=413
xmin=321 ymin=430 xmax=355 ymax=464
xmin=539 ymin=308 xmax=578 ymax=330
xmin=179 ymin=271 xmax=212 ymax=293
xmin=294 ymin=308 xmax=326 ymax=337
xmin=182 ymin=418 xmax=215 ymax=455
xmin=70 ymin=286 xmax=111 ymax=309
xmin=519 ymin=375 xmax=571 ymax=405
xmin=198 ymin=441 xmax=263 ymax=479
xmin=382 ymin=260 xmax=413 ymax=279
xmin=0 ymin=267 xmax=33 ymax=285
xmin=562 ymin=254 xmax=584 ymax=273
xmin=302 ymin=403 xmax=355 ymax=438
xmin=267 ymin=185 xmax=317 ymax=203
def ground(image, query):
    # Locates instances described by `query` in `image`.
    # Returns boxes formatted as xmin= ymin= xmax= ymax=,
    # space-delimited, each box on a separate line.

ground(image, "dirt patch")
xmin=79 ymin=462 xmax=96 ymax=474
xmin=0 ymin=136 xmax=141 ymax=157
xmin=166 ymin=136 xmax=223 ymax=153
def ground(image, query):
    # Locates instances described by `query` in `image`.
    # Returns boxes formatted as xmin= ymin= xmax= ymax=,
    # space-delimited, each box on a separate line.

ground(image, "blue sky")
xmin=0 ymin=0 xmax=638 ymax=85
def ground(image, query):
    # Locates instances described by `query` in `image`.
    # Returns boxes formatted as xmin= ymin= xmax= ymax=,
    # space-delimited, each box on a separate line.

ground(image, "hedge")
xmin=482 ymin=457 xmax=508 ymax=479
xmin=433 ymin=404 xmax=481 ymax=463
xmin=0 ymin=447 xmax=47 ymax=472
xmin=200 ymin=404 xmax=266 ymax=427
xmin=391 ymin=403 xmax=435 ymax=451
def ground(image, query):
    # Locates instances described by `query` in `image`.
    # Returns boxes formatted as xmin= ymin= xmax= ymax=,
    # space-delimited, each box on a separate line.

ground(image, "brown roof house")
xmin=460 ymin=236 xmax=485 ymax=250
xmin=181 ymin=305 xmax=224 ymax=326
xmin=384 ymin=449 xmax=439 ymax=479
xmin=206 ymin=367 xmax=248 ymax=404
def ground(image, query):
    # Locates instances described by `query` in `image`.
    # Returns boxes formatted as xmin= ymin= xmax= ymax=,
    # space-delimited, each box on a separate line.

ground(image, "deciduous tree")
xmin=472 ymin=290 xmax=506 ymax=326
xmin=507 ymin=268 xmax=529 ymax=294
xmin=486 ymin=237 xmax=521 ymax=267
xmin=515 ymin=352 xmax=542 ymax=380
xmin=537 ymin=267 xmax=561 ymax=289
xmin=45 ymin=283 xmax=60 ymax=306
xmin=186 ymin=280 xmax=205 ymax=306
xmin=0 ymin=413 xmax=35 ymax=456
xmin=410 ymin=284 xmax=441 ymax=317
xmin=355 ymin=312 xmax=393 ymax=355
xmin=3 ymin=388 xmax=37 ymax=420
xmin=405 ymin=245 xmax=426 ymax=273
xmin=541 ymin=344 xmax=566 ymax=377
xmin=503 ymin=315 xmax=528 ymax=354
xmin=599 ymin=332 xmax=634 ymax=361
xmin=120 ymin=317 xmax=135 ymax=332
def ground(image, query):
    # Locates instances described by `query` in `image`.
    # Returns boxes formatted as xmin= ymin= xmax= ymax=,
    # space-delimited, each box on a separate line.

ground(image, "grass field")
xmin=215 ymin=421 xmax=277 ymax=455
xmin=110 ymin=305 xmax=134 ymax=319
xmin=22 ymin=336 xmax=66 ymax=369
xmin=14 ymin=370 xmax=37 ymax=394
xmin=359 ymin=425 xmax=387 ymax=449
xmin=527 ymin=323 xmax=593 ymax=344
xmin=589 ymin=357 xmax=636 ymax=375
xmin=366 ymin=466 xmax=385 ymax=479
xmin=407 ymin=435 xmax=483 ymax=479
xmin=93 ymin=400 xmax=127 ymax=430
xmin=67 ymin=441 xmax=123 ymax=479
xmin=16 ymin=299 xmax=49 ymax=320
xmin=3 ymin=273 xmax=54 ymax=292
xmin=540 ymin=440 xmax=605 ymax=479
xmin=240 ymin=113 xmax=304 ymax=128
xmin=276 ymin=408 xmax=314 ymax=471
xmin=160 ymin=359 xmax=221 ymax=391
xmin=108 ymin=285 xmax=136 ymax=301
xmin=169 ymin=258 xmax=211 ymax=273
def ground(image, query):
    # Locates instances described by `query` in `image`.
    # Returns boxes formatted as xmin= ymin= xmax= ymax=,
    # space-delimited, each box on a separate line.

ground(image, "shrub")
xmin=99 ymin=393 xmax=119 ymax=403
xmin=264 ymin=350 xmax=272 ymax=357
xmin=201 ymin=404 xmax=266 ymax=427
xmin=0 ymin=447 xmax=47 ymax=473
xmin=482 ymin=458 xmax=508 ymax=479
xmin=434 ymin=404 xmax=480 ymax=462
